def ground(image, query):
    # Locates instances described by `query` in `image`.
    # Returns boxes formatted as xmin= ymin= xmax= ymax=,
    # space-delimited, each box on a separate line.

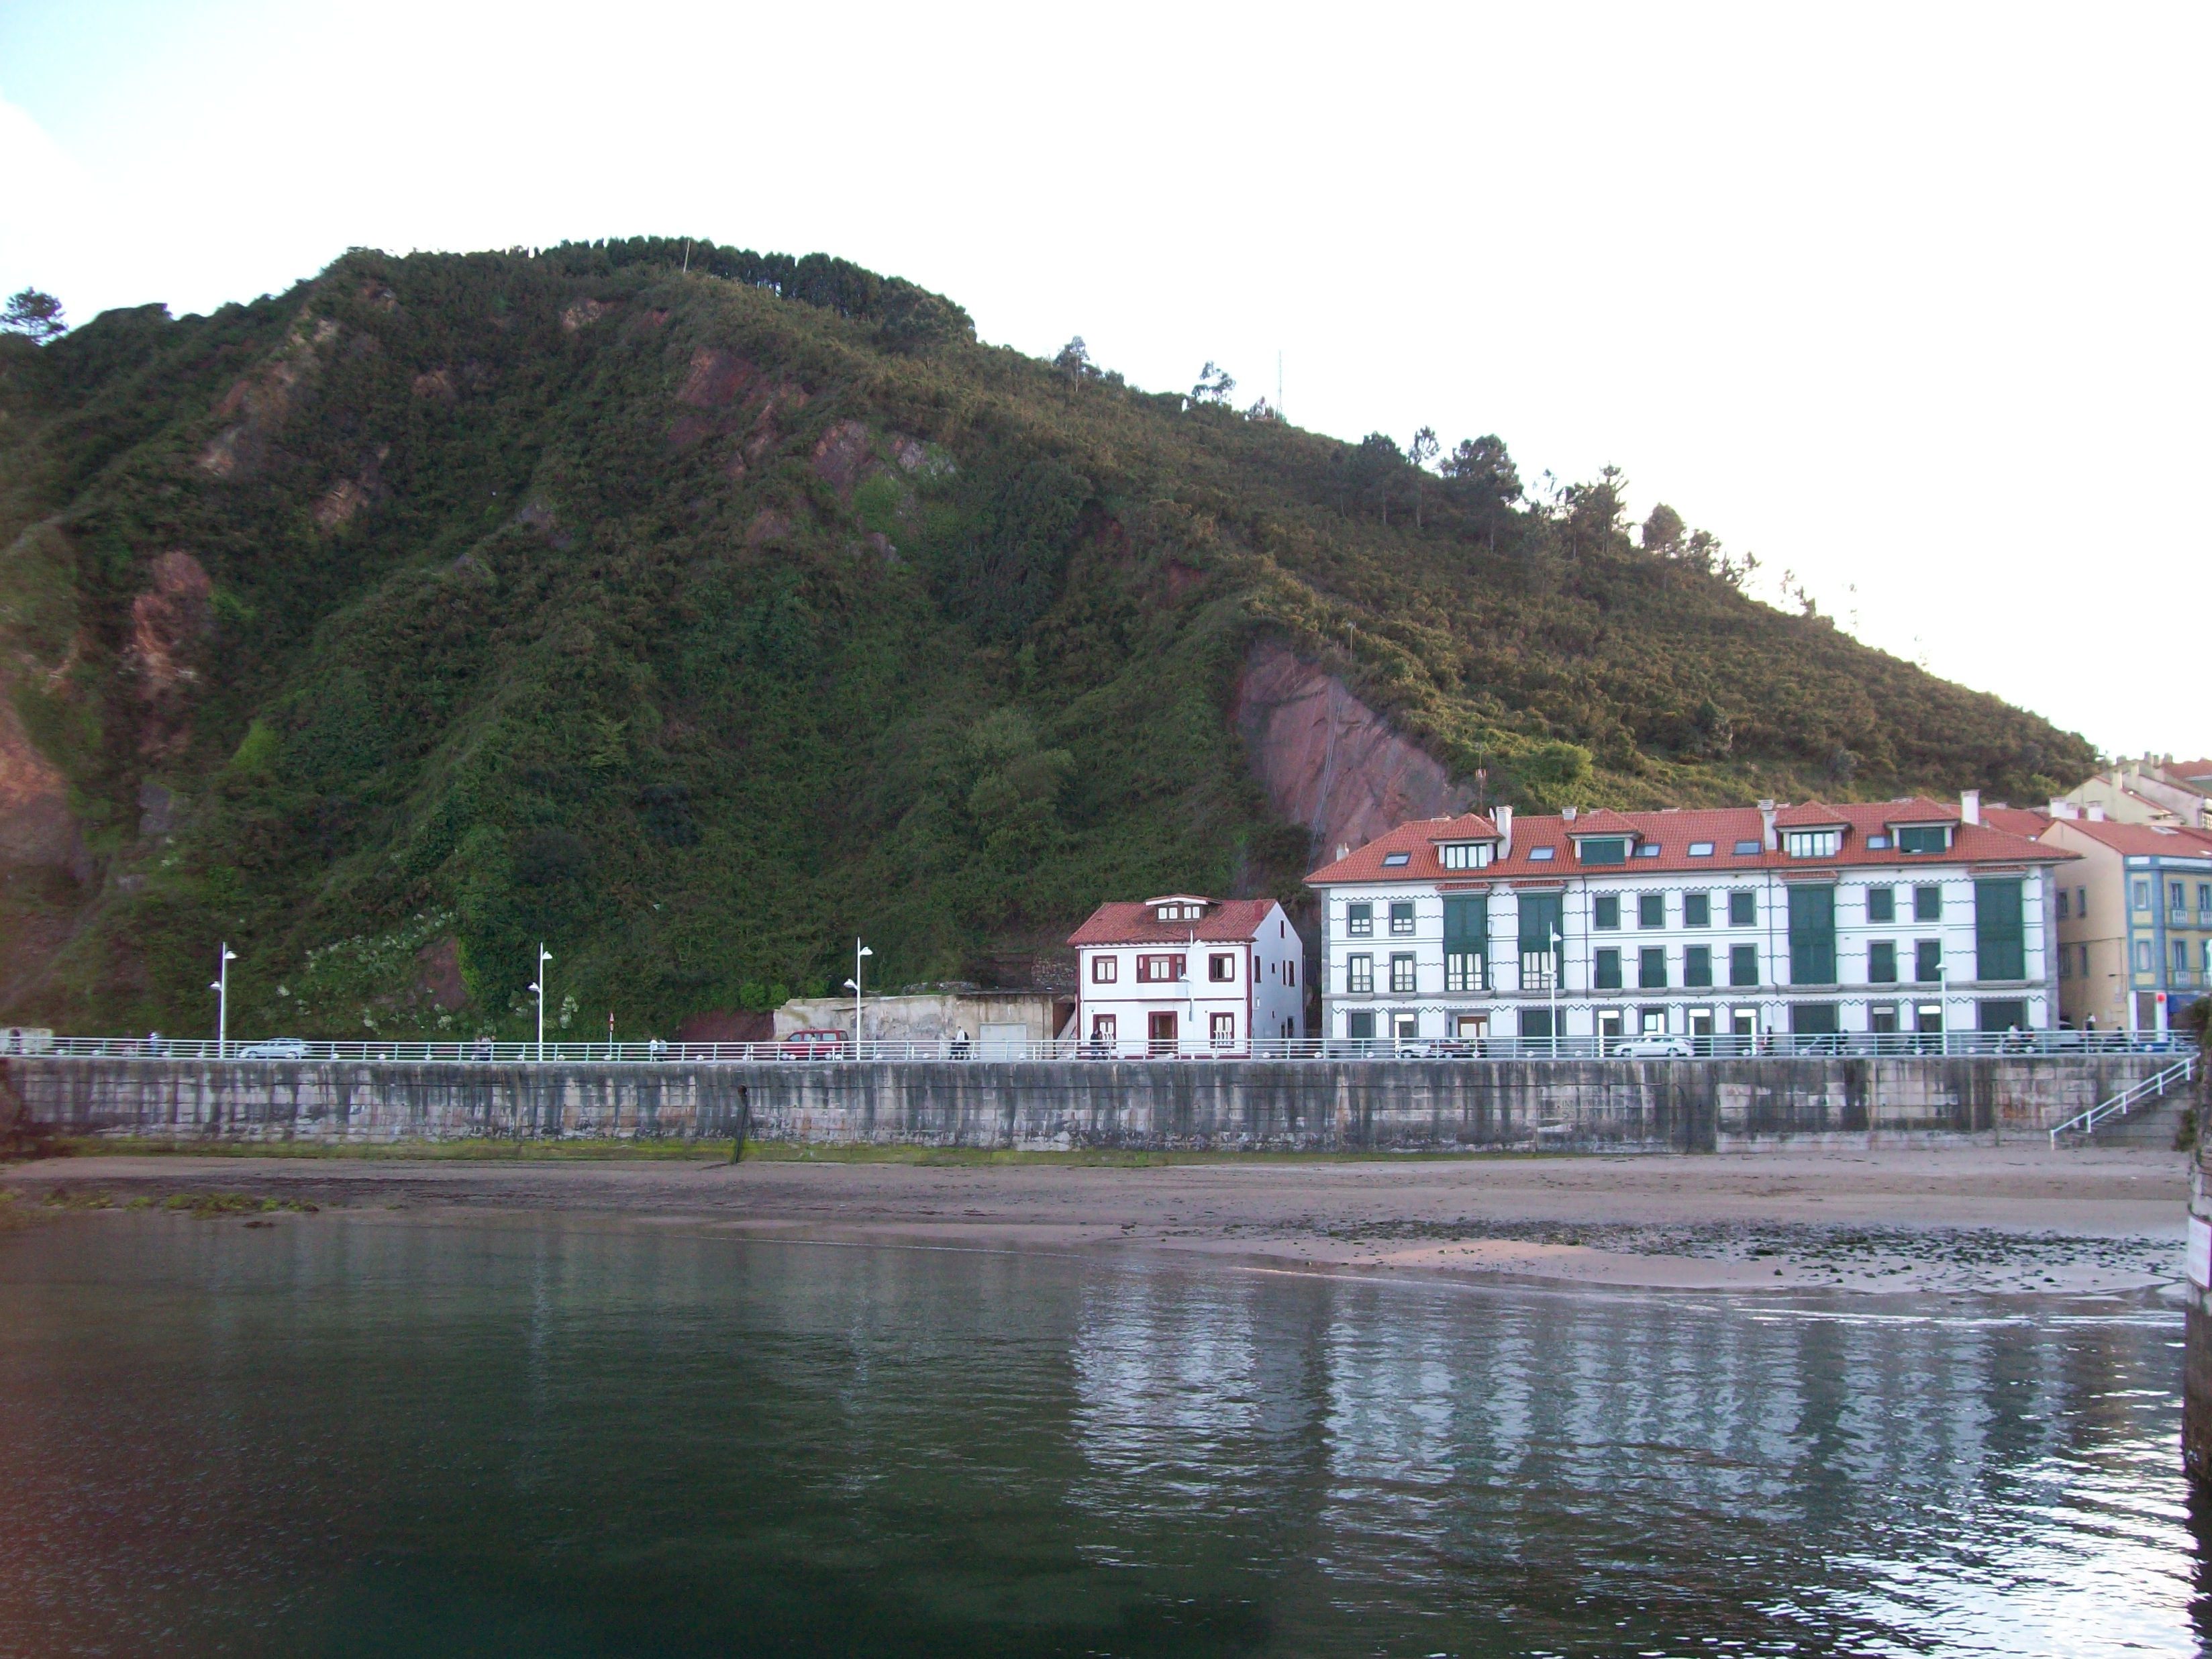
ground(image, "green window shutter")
xmin=1638 ymin=947 xmax=1667 ymax=989
xmin=1868 ymin=941 xmax=1897 ymax=984
xmin=1595 ymin=948 xmax=1621 ymax=989
xmin=1443 ymin=897 xmax=1487 ymax=950
xmin=1729 ymin=890 xmax=1756 ymax=927
xmin=1593 ymin=895 xmax=1620 ymax=930
xmin=1975 ymin=878 xmax=2025 ymax=981
xmin=1685 ymin=945 xmax=1713 ymax=987
xmin=1729 ymin=944 xmax=1759 ymax=987
xmin=1517 ymin=893 xmax=1562 ymax=960
xmin=1867 ymin=887 xmax=1895 ymax=923
xmin=1787 ymin=885 xmax=1837 ymax=985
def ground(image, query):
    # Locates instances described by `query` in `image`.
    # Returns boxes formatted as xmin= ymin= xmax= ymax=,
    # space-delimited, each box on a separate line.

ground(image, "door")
xmin=979 ymin=1021 xmax=1027 ymax=1059
xmin=1148 ymin=1011 xmax=1178 ymax=1055
xmin=1688 ymin=1007 xmax=1714 ymax=1056
xmin=1597 ymin=1009 xmax=1623 ymax=1051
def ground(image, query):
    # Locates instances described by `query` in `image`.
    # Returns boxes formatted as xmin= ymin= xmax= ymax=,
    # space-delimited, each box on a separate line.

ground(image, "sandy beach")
xmin=7 ymin=1144 xmax=2189 ymax=1297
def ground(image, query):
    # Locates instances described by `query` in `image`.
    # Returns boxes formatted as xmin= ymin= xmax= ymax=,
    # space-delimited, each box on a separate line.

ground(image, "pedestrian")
xmin=952 ymin=1025 xmax=970 ymax=1060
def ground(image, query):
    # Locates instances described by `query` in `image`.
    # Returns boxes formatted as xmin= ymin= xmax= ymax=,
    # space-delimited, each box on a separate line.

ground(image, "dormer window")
xmin=1577 ymin=838 xmax=1629 ymax=865
xmin=1785 ymin=829 xmax=1842 ymax=858
xmin=1438 ymin=842 xmax=1491 ymax=870
xmin=1896 ymin=825 xmax=1951 ymax=854
xmin=1155 ymin=903 xmax=1205 ymax=921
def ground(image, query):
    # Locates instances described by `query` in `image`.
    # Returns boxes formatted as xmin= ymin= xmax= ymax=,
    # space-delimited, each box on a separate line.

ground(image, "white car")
xmin=238 ymin=1038 xmax=310 ymax=1060
xmin=1613 ymin=1036 xmax=1693 ymax=1060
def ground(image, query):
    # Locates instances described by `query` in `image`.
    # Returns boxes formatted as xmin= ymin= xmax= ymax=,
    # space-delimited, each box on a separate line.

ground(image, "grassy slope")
xmin=0 ymin=242 xmax=2093 ymax=1038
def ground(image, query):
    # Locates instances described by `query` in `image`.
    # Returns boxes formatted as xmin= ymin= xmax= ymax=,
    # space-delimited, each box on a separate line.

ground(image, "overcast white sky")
xmin=3 ymin=1 xmax=2205 ymax=765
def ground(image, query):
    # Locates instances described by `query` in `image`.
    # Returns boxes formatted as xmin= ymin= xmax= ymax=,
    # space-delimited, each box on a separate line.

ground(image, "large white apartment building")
xmin=1305 ymin=795 xmax=2072 ymax=1047
xmin=1068 ymin=895 xmax=1304 ymax=1055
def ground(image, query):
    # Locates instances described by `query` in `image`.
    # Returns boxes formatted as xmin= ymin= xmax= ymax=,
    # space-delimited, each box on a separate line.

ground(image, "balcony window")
xmin=1389 ymin=901 xmax=1415 ymax=936
xmin=1595 ymin=948 xmax=1622 ymax=990
xmin=1639 ymin=947 xmax=1668 ymax=989
xmin=1347 ymin=955 xmax=1373 ymax=995
xmin=1684 ymin=893 xmax=1711 ymax=927
xmin=1445 ymin=951 xmax=1487 ymax=993
xmin=1638 ymin=893 xmax=1664 ymax=929
xmin=1389 ymin=954 xmax=1416 ymax=994
xmin=1594 ymin=895 xmax=1621 ymax=930
xmin=1729 ymin=891 xmax=1756 ymax=927
xmin=1786 ymin=829 xmax=1842 ymax=858
xmin=1347 ymin=903 xmax=1373 ymax=938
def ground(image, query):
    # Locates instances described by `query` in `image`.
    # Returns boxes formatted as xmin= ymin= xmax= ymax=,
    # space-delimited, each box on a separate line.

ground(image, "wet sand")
xmin=7 ymin=1145 xmax=2189 ymax=1297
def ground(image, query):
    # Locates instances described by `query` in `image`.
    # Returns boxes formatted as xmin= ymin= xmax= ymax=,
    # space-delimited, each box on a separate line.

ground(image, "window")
xmin=1913 ymin=885 xmax=1942 ymax=923
xmin=1978 ymin=999 xmax=2027 ymax=1033
xmin=1729 ymin=944 xmax=1758 ymax=987
xmin=1595 ymin=948 xmax=1622 ymax=990
xmin=1446 ymin=951 xmax=1485 ymax=992
xmin=1788 ymin=885 xmax=1837 ymax=985
xmin=1155 ymin=903 xmax=1203 ymax=921
xmin=2172 ymin=881 xmax=2187 ymax=911
xmin=1519 ymin=892 xmax=1564 ymax=988
xmin=1519 ymin=1009 xmax=1554 ymax=1040
xmin=1638 ymin=893 xmax=1664 ymax=929
xmin=1347 ymin=955 xmax=1373 ymax=994
xmin=1393 ymin=1013 xmax=1419 ymax=1042
xmin=1866 ymin=836 xmax=1889 ymax=850
xmin=1733 ymin=840 xmax=1763 ymax=856
xmin=1897 ymin=825 xmax=1950 ymax=854
xmin=1389 ymin=953 xmax=1416 ymax=993
xmin=1683 ymin=944 xmax=1712 ymax=987
xmin=2133 ymin=941 xmax=2152 ymax=973
xmin=1791 ymin=1003 xmax=1840 ymax=1036
xmin=2176 ymin=940 xmax=2191 ymax=974
xmin=2200 ymin=883 xmax=2211 ymax=913
xmin=1347 ymin=903 xmax=1373 ymax=938
xmin=1209 ymin=953 xmax=1236 ymax=983
xmin=1915 ymin=940 xmax=1943 ymax=983
xmin=2131 ymin=881 xmax=2151 ymax=912
xmin=1580 ymin=837 xmax=1629 ymax=864
xmin=1729 ymin=890 xmax=1756 ymax=927
xmin=1639 ymin=946 xmax=1668 ymax=989
xmin=1684 ymin=893 xmax=1711 ymax=928
xmin=1346 ymin=1011 xmax=1374 ymax=1041
xmin=1866 ymin=886 xmax=1895 ymax=924
xmin=2059 ymin=949 xmax=2071 ymax=980
xmin=1284 ymin=959 xmax=1295 ymax=987
xmin=1870 ymin=1003 xmax=1899 ymax=1035
xmin=1689 ymin=841 xmax=1715 ymax=858
xmin=1974 ymin=878 xmax=2025 ymax=981
xmin=1138 ymin=954 xmax=1185 ymax=983
xmin=1381 ymin=851 xmax=1410 ymax=867
xmin=1527 ymin=846 xmax=1556 ymax=862
xmin=1637 ymin=844 xmax=1662 ymax=859
xmin=1389 ymin=901 xmax=1415 ymax=936
xmin=1211 ymin=1012 xmax=1235 ymax=1048
xmin=2076 ymin=887 xmax=2087 ymax=917
xmin=2078 ymin=943 xmax=2090 ymax=978
xmin=1444 ymin=897 xmax=1487 ymax=992
xmin=1091 ymin=1013 xmax=1116 ymax=1043
xmin=1091 ymin=955 xmax=1118 ymax=983
xmin=1868 ymin=940 xmax=1897 ymax=984
xmin=2056 ymin=889 xmax=2070 ymax=920
xmin=1438 ymin=841 xmax=1491 ymax=870
xmin=1594 ymin=895 xmax=1621 ymax=930
xmin=1786 ymin=829 xmax=1842 ymax=858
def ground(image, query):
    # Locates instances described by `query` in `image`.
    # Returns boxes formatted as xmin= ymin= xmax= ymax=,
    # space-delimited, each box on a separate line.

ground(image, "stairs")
xmin=2050 ymin=1057 xmax=2197 ymax=1148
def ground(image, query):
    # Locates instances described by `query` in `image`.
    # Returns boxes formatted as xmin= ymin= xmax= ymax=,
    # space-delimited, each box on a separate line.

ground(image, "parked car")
xmin=779 ymin=1029 xmax=850 ymax=1060
xmin=1396 ymin=1039 xmax=1474 ymax=1060
xmin=238 ymin=1038 xmax=309 ymax=1060
xmin=1612 ymin=1036 xmax=1693 ymax=1060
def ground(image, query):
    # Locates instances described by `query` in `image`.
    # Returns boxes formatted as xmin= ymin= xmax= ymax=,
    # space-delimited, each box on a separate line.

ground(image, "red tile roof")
xmin=2040 ymin=818 xmax=2212 ymax=858
xmin=1980 ymin=805 xmax=2053 ymax=837
xmin=1773 ymin=801 xmax=1845 ymax=828
xmin=1563 ymin=807 xmax=1640 ymax=836
xmin=1305 ymin=799 xmax=2074 ymax=886
xmin=1068 ymin=897 xmax=1284 ymax=946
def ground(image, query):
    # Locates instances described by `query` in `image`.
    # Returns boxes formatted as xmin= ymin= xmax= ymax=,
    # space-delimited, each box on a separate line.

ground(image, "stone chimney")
xmin=2048 ymin=799 xmax=2079 ymax=819
xmin=1495 ymin=804 xmax=1513 ymax=858
xmin=1758 ymin=799 xmax=1778 ymax=852
xmin=2087 ymin=803 xmax=2106 ymax=821
xmin=1334 ymin=843 xmax=1350 ymax=864
xmin=1960 ymin=789 xmax=1980 ymax=826
xmin=1562 ymin=805 xmax=1578 ymax=823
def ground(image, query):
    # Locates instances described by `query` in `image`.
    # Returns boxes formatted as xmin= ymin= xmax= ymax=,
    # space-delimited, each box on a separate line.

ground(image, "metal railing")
xmin=2048 ymin=1056 xmax=2196 ymax=1146
xmin=4 ymin=1031 xmax=2198 ymax=1065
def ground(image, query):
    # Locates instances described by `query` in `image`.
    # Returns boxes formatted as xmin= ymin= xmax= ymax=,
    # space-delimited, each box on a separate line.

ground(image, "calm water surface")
xmin=0 ymin=1213 xmax=2201 ymax=1657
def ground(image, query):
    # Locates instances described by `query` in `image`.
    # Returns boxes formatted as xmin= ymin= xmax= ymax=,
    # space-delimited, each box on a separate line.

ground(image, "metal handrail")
xmin=2048 ymin=1056 xmax=2197 ymax=1146
xmin=1 ymin=1031 xmax=2199 ymax=1066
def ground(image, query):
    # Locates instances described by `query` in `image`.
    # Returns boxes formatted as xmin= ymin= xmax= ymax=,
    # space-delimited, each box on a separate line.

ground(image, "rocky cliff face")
xmin=1234 ymin=638 xmax=1475 ymax=862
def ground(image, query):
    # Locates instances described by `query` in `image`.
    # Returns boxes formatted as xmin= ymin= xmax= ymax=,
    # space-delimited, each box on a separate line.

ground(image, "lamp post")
xmin=1549 ymin=926 xmax=1562 ymax=1059
xmin=530 ymin=943 xmax=552 ymax=1062
xmin=209 ymin=943 xmax=238 ymax=1058
xmin=848 ymin=938 xmax=873 ymax=1054
xmin=1938 ymin=949 xmax=1950 ymax=1057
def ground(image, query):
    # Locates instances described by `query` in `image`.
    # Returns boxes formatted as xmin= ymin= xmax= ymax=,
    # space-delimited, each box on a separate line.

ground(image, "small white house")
xmin=1068 ymin=894 xmax=1304 ymax=1055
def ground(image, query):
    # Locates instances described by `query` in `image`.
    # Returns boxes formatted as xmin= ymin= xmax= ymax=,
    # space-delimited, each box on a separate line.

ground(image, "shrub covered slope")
xmin=0 ymin=240 xmax=2091 ymax=1037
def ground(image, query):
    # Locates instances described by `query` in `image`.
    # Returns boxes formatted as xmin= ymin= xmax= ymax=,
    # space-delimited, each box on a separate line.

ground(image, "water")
xmin=0 ymin=1214 xmax=2201 ymax=1657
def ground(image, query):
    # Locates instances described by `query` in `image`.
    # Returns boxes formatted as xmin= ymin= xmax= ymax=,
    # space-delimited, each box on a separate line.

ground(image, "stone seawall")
xmin=3 ymin=1055 xmax=2168 ymax=1153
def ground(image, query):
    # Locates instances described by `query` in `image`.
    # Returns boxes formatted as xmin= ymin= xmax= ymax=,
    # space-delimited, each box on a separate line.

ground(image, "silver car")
xmin=238 ymin=1038 xmax=310 ymax=1060
xmin=1612 ymin=1036 xmax=1693 ymax=1060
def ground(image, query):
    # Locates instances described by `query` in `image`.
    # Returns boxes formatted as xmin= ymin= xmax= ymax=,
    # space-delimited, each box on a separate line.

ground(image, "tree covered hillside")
xmin=0 ymin=240 xmax=2093 ymax=1038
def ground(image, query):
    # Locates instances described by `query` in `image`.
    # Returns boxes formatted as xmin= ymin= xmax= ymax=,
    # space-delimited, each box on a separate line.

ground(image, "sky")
xmin=3 ymin=0 xmax=2206 ymax=767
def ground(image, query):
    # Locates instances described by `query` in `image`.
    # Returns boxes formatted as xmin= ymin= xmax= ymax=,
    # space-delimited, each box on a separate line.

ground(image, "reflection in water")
xmin=0 ymin=1217 xmax=2197 ymax=1657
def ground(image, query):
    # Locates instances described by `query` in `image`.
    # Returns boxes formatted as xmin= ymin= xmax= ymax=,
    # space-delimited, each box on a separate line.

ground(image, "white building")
xmin=1305 ymin=795 xmax=2072 ymax=1048
xmin=1068 ymin=894 xmax=1305 ymax=1055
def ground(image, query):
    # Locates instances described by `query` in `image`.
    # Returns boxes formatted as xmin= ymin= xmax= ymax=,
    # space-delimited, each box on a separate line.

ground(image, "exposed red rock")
xmin=124 ymin=552 xmax=214 ymax=760
xmin=810 ymin=419 xmax=874 ymax=493
xmin=674 ymin=346 xmax=760 ymax=408
xmin=560 ymin=297 xmax=617 ymax=332
xmin=0 ymin=696 xmax=74 ymax=868
xmin=412 ymin=936 xmax=470 ymax=1011
xmin=1231 ymin=637 xmax=1473 ymax=858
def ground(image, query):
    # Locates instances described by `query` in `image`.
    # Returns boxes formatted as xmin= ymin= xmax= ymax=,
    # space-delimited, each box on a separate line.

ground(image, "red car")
xmin=778 ymin=1028 xmax=850 ymax=1060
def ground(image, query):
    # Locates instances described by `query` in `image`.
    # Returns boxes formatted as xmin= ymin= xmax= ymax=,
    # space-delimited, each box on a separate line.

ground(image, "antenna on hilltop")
xmin=682 ymin=239 xmax=692 ymax=273
xmin=1277 ymin=350 xmax=1284 ymax=420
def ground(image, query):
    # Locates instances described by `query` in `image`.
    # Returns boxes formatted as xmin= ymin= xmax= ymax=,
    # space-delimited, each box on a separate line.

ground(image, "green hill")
xmin=0 ymin=240 xmax=2093 ymax=1038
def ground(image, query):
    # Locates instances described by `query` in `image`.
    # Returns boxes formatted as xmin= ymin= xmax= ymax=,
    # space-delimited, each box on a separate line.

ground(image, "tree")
xmin=1 ymin=289 xmax=64 ymax=342
xmin=1189 ymin=362 xmax=1236 ymax=405
xmin=1439 ymin=435 xmax=1520 ymax=514
xmin=1641 ymin=503 xmax=1685 ymax=557
xmin=1349 ymin=433 xmax=1405 ymax=525
xmin=1407 ymin=427 xmax=1439 ymax=527
xmin=1052 ymin=336 xmax=1099 ymax=388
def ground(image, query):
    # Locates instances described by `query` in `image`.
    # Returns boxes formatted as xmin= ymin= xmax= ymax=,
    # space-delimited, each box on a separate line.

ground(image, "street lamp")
xmin=848 ymin=938 xmax=873 ymax=1054
xmin=1549 ymin=926 xmax=1563 ymax=1059
xmin=1938 ymin=948 xmax=1950 ymax=1057
xmin=530 ymin=943 xmax=552 ymax=1062
xmin=209 ymin=943 xmax=238 ymax=1058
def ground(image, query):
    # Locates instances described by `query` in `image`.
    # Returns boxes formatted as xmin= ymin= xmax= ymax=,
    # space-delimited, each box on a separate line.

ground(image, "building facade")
xmin=2036 ymin=809 xmax=2212 ymax=1034
xmin=1306 ymin=796 xmax=2070 ymax=1047
xmin=1068 ymin=895 xmax=1304 ymax=1055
